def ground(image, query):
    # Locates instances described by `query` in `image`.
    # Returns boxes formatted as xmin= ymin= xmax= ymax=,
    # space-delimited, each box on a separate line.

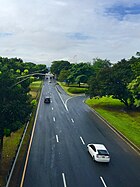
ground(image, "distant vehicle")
xmin=87 ymin=144 xmax=110 ymax=163
xmin=49 ymin=81 xmax=51 ymax=83
xmin=44 ymin=97 xmax=50 ymax=103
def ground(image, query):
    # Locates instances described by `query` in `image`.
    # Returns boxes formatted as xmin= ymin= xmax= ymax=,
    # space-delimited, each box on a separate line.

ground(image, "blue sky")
xmin=106 ymin=3 xmax=140 ymax=20
xmin=0 ymin=0 xmax=140 ymax=65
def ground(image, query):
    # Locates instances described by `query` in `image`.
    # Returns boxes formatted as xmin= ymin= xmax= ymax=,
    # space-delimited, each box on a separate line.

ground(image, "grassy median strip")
xmin=58 ymin=82 xmax=88 ymax=96
xmin=0 ymin=80 xmax=42 ymax=187
xmin=85 ymin=97 xmax=140 ymax=148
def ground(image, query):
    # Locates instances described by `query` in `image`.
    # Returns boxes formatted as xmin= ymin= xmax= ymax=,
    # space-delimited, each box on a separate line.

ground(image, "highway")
xmin=21 ymin=78 xmax=140 ymax=187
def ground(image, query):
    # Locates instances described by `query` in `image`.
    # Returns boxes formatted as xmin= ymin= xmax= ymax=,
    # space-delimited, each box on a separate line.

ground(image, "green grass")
xmin=0 ymin=127 xmax=24 ymax=186
xmin=30 ymin=80 xmax=42 ymax=90
xmin=29 ymin=80 xmax=42 ymax=99
xmin=86 ymin=97 xmax=140 ymax=148
xmin=58 ymin=82 xmax=87 ymax=95
xmin=68 ymin=87 xmax=87 ymax=94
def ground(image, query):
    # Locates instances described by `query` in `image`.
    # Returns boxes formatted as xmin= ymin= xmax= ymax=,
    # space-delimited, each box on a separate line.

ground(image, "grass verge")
xmin=29 ymin=80 xmax=42 ymax=99
xmin=0 ymin=80 xmax=42 ymax=187
xmin=85 ymin=96 xmax=140 ymax=148
xmin=58 ymin=82 xmax=87 ymax=95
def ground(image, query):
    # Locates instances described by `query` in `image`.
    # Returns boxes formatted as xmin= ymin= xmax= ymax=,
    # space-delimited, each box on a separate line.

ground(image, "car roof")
xmin=89 ymin=144 xmax=107 ymax=150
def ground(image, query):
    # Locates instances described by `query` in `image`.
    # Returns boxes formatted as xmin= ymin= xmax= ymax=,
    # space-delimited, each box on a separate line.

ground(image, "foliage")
xmin=50 ymin=60 xmax=71 ymax=78
xmin=88 ymin=56 xmax=140 ymax=108
xmin=128 ymin=76 xmax=140 ymax=107
xmin=68 ymin=87 xmax=88 ymax=94
xmin=51 ymin=54 xmax=140 ymax=109
xmin=58 ymin=70 xmax=70 ymax=82
xmin=31 ymin=99 xmax=37 ymax=106
xmin=0 ymin=56 xmax=47 ymax=160
xmin=75 ymin=74 xmax=88 ymax=87
xmin=92 ymin=58 xmax=112 ymax=75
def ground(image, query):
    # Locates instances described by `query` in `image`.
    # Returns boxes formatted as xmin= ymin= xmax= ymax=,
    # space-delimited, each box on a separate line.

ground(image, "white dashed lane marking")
xmin=53 ymin=117 xmax=56 ymax=122
xmin=62 ymin=173 xmax=67 ymax=187
xmin=100 ymin=176 xmax=108 ymax=187
xmin=80 ymin=136 xmax=85 ymax=145
xmin=56 ymin=135 xmax=59 ymax=143
xmin=71 ymin=118 xmax=74 ymax=123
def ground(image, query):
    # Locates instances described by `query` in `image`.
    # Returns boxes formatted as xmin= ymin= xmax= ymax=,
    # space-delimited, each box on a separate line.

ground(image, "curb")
xmin=84 ymin=101 xmax=140 ymax=155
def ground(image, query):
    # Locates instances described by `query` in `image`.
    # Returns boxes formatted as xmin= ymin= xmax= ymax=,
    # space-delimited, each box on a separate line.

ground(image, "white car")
xmin=87 ymin=144 xmax=110 ymax=163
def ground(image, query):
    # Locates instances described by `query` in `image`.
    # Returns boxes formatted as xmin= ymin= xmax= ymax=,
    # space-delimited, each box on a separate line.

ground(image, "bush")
xmin=31 ymin=99 xmax=37 ymax=106
xmin=4 ymin=128 xmax=11 ymax=137
xmin=68 ymin=87 xmax=87 ymax=94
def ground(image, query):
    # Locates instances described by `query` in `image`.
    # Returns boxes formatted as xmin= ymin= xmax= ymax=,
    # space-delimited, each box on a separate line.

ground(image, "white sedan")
xmin=87 ymin=144 xmax=110 ymax=163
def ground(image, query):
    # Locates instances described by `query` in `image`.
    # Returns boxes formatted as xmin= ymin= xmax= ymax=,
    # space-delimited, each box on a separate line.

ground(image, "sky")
xmin=0 ymin=0 xmax=140 ymax=66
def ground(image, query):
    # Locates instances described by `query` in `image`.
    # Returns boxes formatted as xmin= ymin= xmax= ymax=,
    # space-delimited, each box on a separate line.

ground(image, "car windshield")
xmin=98 ymin=150 xmax=109 ymax=156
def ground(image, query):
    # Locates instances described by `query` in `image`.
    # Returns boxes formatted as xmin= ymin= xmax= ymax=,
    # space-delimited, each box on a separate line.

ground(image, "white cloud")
xmin=0 ymin=0 xmax=140 ymax=66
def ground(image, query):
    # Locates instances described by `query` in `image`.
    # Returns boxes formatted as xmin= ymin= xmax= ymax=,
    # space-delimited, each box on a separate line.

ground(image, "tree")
xmin=0 ymin=56 xmax=47 ymax=165
xmin=75 ymin=75 xmax=88 ymax=87
xmin=92 ymin=58 xmax=112 ymax=75
xmin=0 ymin=71 xmax=32 ymax=163
xmin=128 ymin=76 xmax=140 ymax=107
xmin=130 ymin=56 xmax=140 ymax=77
xmin=66 ymin=62 xmax=93 ymax=85
xmin=58 ymin=70 xmax=70 ymax=82
xmin=50 ymin=60 xmax=71 ymax=78
xmin=67 ymin=74 xmax=75 ymax=86
xmin=88 ymin=58 xmax=136 ymax=108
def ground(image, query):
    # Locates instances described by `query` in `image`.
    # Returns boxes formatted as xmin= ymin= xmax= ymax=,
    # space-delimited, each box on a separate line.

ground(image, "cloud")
xmin=0 ymin=0 xmax=140 ymax=65
xmin=66 ymin=32 xmax=92 ymax=40
xmin=0 ymin=32 xmax=13 ymax=37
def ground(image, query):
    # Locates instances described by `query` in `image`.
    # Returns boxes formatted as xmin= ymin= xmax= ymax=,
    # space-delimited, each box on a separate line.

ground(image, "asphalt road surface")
xmin=21 ymin=78 xmax=140 ymax=187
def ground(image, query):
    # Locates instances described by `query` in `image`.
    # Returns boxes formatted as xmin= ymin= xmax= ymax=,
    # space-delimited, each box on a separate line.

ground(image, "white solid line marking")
xmin=55 ymin=87 xmax=69 ymax=111
xmin=71 ymin=118 xmax=74 ymax=123
xmin=20 ymin=85 xmax=43 ymax=187
xmin=53 ymin=117 xmax=56 ymax=122
xmin=100 ymin=176 xmax=108 ymax=187
xmin=80 ymin=136 xmax=85 ymax=145
xmin=56 ymin=135 xmax=59 ymax=142
xmin=65 ymin=104 xmax=68 ymax=111
xmin=62 ymin=173 xmax=67 ymax=187
xmin=52 ymin=107 xmax=53 ymax=110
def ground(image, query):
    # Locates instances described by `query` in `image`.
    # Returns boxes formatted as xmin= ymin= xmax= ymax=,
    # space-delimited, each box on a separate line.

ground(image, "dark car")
xmin=44 ymin=97 xmax=50 ymax=103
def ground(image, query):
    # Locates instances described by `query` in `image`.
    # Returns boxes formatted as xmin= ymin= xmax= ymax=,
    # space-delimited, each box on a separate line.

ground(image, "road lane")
xmin=67 ymin=96 xmax=140 ymax=187
xmin=21 ymin=79 xmax=140 ymax=187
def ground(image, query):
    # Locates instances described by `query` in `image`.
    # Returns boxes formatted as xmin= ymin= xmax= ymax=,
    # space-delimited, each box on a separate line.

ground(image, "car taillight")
xmin=97 ymin=154 xmax=109 ymax=158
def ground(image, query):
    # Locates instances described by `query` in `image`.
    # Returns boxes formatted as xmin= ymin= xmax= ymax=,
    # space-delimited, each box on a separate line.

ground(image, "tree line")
xmin=50 ymin=53 xmax=140 ymax=109
xmin=0 ymin=57 xmax=48 ymax=162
